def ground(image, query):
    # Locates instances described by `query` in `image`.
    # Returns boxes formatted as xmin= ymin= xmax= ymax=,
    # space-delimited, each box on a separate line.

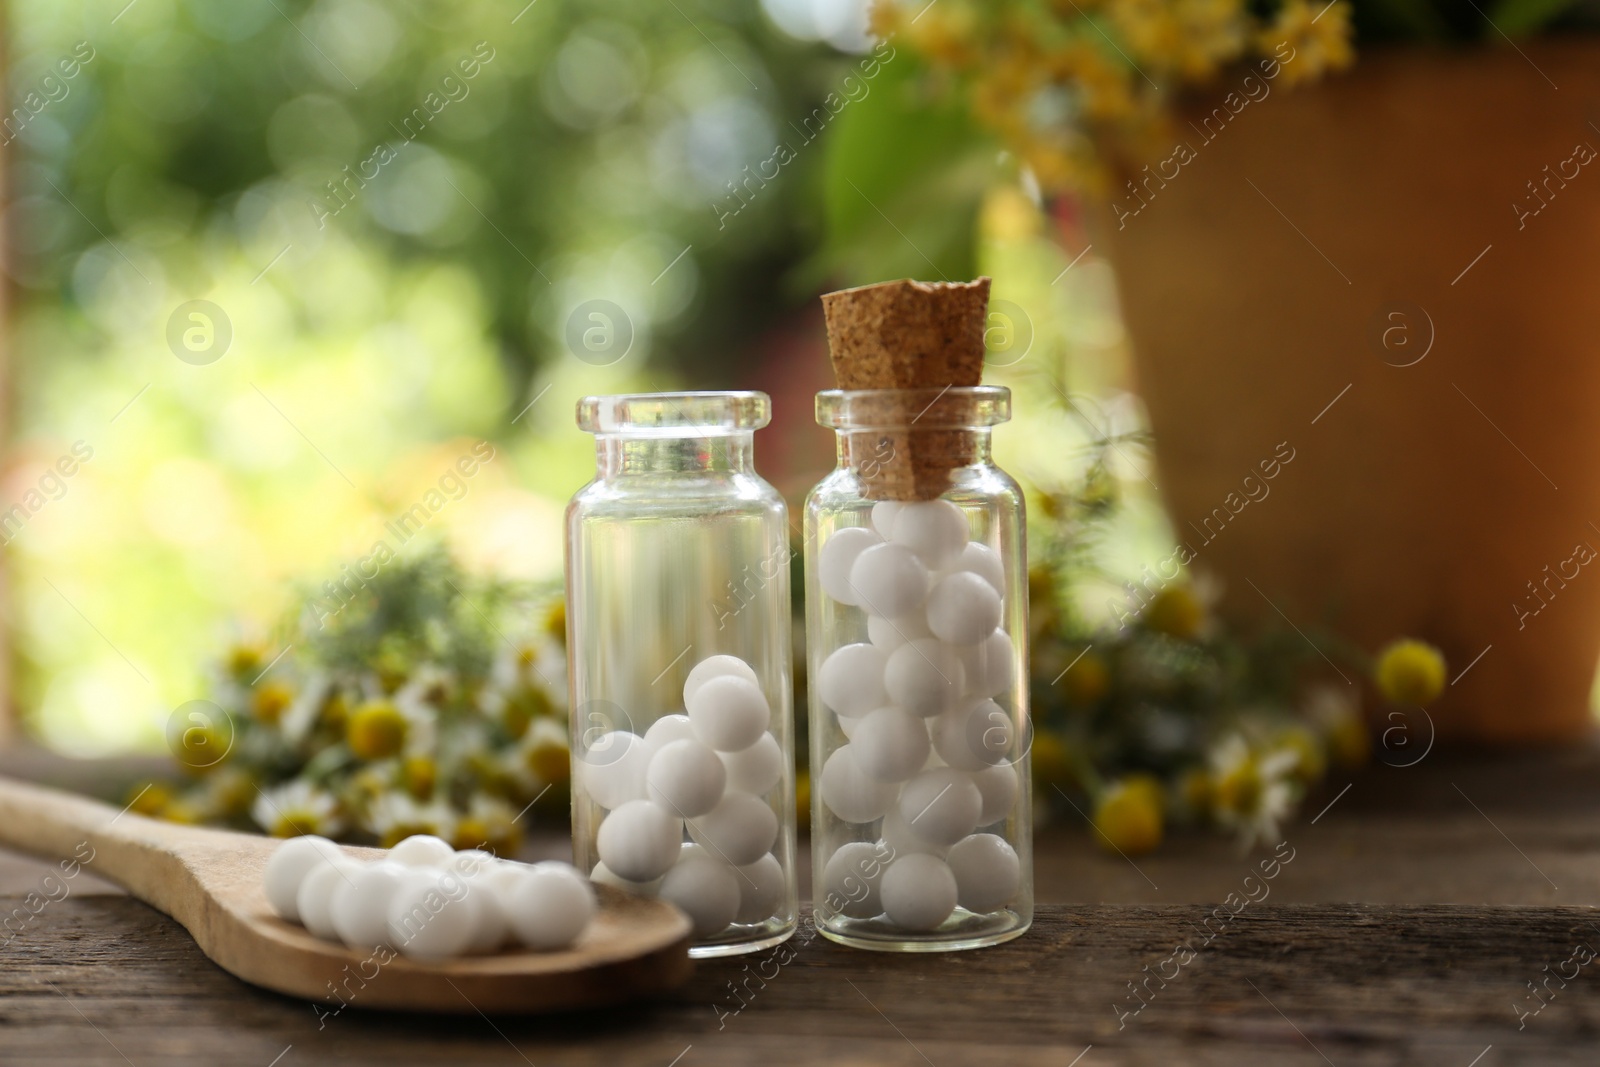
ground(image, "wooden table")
xmin=4 ymin=745 xmax=1599 ymax=1065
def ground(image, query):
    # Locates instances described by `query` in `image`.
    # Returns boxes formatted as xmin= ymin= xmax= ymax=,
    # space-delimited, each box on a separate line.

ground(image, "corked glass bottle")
xmin=803 ymin=280 xmax=1033 ymax=951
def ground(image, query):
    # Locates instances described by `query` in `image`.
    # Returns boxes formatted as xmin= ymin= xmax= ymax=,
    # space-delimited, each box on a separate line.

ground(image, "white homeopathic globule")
xmin=810 ymin=502 xmax=1025 ymax=939
xmin=263 ymin=834 xmax=597 ymax=960
xmin=576 ymin=653 xmax=790 ymax=945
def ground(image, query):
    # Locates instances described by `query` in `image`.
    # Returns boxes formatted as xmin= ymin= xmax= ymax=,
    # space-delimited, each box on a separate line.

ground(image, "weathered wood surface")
xmin=3 ymin=744 xmax=1600 ymax=1063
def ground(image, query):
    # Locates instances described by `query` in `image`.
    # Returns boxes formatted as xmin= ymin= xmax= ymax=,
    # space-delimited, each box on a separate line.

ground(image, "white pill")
xmin=837 ymin=712 xmax=859 ymax=740
xmin=817 ymin=643 xmax=888 ymax=718
xmin=947 ymin=833 xmax=1021 ymax=913
xmin=687 ymin=675 xmax=770 ymax=752
xmin=579 ymin=730 xmax=649 ymax=809
xmin=926 ymin=571 xmax=1003 ymax=645
xmin=871 ymin=501 xmax=903 ymax=538
xmin=451 ymin=850 xmax=499 ymax=882
xmin=880 ymin=803 xmax=949 ymax=859
xmin=891 ymin=499 xmax=969 ymax=569
xmin=688 ymin=792 xmax=778 ymax=866
xmin=645 ymin=738 xmax=727 ymax=818
xmin=848 ymin=543 xmax=930 ymax=619
xmin=462 ymin=872 xmax=510 ymax=955
xmin=821 ymin=841 xmax=891 ymax=919
xmin=387 ymin=868 xmax=482 ymax=961
xmin=880 ymin=853 xmax=957 ymax=931
xmin=589 ymin=860 xmax=662 ymax=896
xmin=330 ymin=860 xmax=408 ymax=950
xmin=932 ymin=698 xmax=1012 ymax=771
xmin=959 ymin=628 xmax=1016 ymax=697
xmin=948 ymin=541 xmax=1004 ymax=596
xmin=641 ymin=714 xmax=699 ymax=763
xmin=263 ymin=835 xmax=342 ymax=923
xmin=898 ymin=768 xmax=983 ymax=846
xmin=819 ymin=526 xmax=882 ymax=606
xmin=388 ymin=833 xmax=456 ymax=868
xmin=596 ymin=800 xmax=683 ymax=882
xmin=297 ymin=855 xmax=360 ymax=941
xmin=867 ymin=611 xmax=931 ymax=651
xmin=850 ymin=706 xmax=931 ymax=782
xmin=506 ymin=862 xmax=598 ymax=950
xmin=683 ymin=655 xmax=759 ymax=706
xmin=659 ymin=853 xmax=740 ymax=938
xmin=718 ymin=732 xmax=783 ymax=796
xmin=733 ymin=853 xmax=786 ymax=924
xmin=884 ymin=638 xmax=966 ymax=718
xmin=972 ymin=763 xmax=1019 ymax=825
xmin=818 ymin=745 xmax=898 ymax=823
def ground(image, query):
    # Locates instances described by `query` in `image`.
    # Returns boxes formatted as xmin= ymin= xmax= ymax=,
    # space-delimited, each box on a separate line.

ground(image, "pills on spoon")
xmin=265 ymin=834 xmax=598 ymax=960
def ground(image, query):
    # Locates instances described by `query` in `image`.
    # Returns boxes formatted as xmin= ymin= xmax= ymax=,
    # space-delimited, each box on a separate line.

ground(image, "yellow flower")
xmin=252 ymin=780 xmax=343 ymax=838
xmin=402 ymin=755 xmax=437 ymax=800
xmin=521 ymin=718 xmax=571 ymax=785
xmin=251 ymin=681 xmax=294 ymax=725
xmin=1273 ymin=726 xmax=1326 ymax=787
xmin=451 ymin=796 xmax=521 ymax=856
xmin=1059 ymin=650 xmax=1110 ymax=706
xmin=541 ymin=599 xmax=566 ymax=641
xmin=1123 ymin=772 xmax=1166 ymax=814
xmin=1325 ymin=708 xmax=1370 ymax=769
xmin=1029 ymin=729 xmax=1075 ymax=790
xmin=1374 ymin=639 xmax=1446 ymax=706
xmin=346 ymin=701 xmax=407 ymax=760
xmin=225 ymin=642 xmax=266 ymax=681
xmin=502 ymin=684 xmax=554 ymax=739
xmin=1260 ymin=0 xmax=1355 ymax=88
xmin=1092 ymin=779 xmax=1164 ymax=855
xmin=1213 ymin=753 xmax=1261 ymax=816
xmin=126 ymin=782 xmax=174 ymax=817
xmin=1143 ymin=585 xmax=1204 ymax=640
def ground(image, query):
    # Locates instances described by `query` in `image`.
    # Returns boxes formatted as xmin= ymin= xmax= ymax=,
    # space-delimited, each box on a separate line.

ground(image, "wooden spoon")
xmin=0 ymin=776 xmax=693 ymax=1013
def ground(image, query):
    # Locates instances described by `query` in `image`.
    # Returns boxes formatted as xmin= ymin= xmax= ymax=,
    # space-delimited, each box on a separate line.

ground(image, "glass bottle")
xmin=566 ymin=391 xmax=797 ymax=957
xmin=804 ymin=386 xmax=1032 ymax=951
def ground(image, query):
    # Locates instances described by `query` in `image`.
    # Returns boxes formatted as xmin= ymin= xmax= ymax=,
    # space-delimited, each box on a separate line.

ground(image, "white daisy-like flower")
xmin=278 ymin=671 xmax=331 ymax=747
xmin=488 ymin=639 xmax=567 ymax=713
xmin=251 ymin=779 xmax=344 ymax=839
xmin=365 ymin=791 xmax=456 ymax=848
xmin=1208 ymin=733 xmax=1300 ymax=851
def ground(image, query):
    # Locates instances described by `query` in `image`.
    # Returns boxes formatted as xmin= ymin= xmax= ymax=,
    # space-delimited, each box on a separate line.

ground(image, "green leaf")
xmin=804 ymin=54 xmax=998 ymax=289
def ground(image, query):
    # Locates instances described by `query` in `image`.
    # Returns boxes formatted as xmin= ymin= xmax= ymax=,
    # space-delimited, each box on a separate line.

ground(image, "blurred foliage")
xmin=4 ymin=0 xmax=890 ymax=752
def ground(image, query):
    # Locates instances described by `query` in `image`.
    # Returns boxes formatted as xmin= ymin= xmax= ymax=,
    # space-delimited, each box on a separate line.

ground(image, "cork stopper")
xmin=820 ymin=278 xmax=991 ymax=501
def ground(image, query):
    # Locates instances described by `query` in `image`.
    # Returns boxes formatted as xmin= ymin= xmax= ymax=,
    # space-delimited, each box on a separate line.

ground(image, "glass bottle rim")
xmin=816 ymin=386 xmax=1011 ymax=430
xmin=577 ymin=391 xmax=771 ymax=437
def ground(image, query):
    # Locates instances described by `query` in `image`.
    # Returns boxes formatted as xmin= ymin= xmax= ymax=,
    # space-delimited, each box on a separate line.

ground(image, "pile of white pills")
xmin=263 ymin=833 xmax=597 ymax=960
xmin=815 ymin=499 xmax=1022 ymax=932
xmin=578 ymin=655 xmax=785 ymax=939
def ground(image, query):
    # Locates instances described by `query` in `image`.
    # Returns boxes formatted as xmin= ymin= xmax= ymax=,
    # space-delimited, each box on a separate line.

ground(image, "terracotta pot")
xmin=1100 ymin=43 xmax=1600 ymax=744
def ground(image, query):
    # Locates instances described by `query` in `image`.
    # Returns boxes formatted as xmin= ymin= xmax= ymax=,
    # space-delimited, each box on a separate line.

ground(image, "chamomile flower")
xmin=366 ymin=791 xmax=454 ymax=848
xmin=449 ymin=794 xmax=522 ymax=856
xmin=1305 ymin=683 xmax=1370 ymax=770
xmin=252 ymin=780 xmax=344 ymax=838
xmin=1208 ymin=734 xmax=1298 ymax=850
xmin=1374 ymin=639 xmax=1446 ymax=706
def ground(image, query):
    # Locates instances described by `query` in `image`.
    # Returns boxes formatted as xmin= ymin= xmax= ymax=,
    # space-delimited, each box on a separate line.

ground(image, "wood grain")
xmin=0 ymin=776 xmax=693 ymax=1013
xmin=3 ymin=901 xmax=1598 ymax=1065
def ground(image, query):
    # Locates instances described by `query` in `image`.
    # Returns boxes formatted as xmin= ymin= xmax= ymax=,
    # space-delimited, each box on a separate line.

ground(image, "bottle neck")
xmin=835 ymin=428 xmax=993 ymax=472
xmin=596 ymin=433 xmax=756 ymax=477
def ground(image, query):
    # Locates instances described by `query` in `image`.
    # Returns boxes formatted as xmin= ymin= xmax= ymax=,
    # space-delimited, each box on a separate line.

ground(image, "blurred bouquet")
xmin=136 ymin=546 xmax=569 ymax=852
xmin=1027 ymin=460 xmax=1447 ymax=854
xmin=872 ymin=0 xmax=1355 ymax=194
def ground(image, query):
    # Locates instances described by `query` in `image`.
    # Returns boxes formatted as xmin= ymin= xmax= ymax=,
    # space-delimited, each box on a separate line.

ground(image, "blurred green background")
xmin=5 ymin=0 xmax=1170 ymax=754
